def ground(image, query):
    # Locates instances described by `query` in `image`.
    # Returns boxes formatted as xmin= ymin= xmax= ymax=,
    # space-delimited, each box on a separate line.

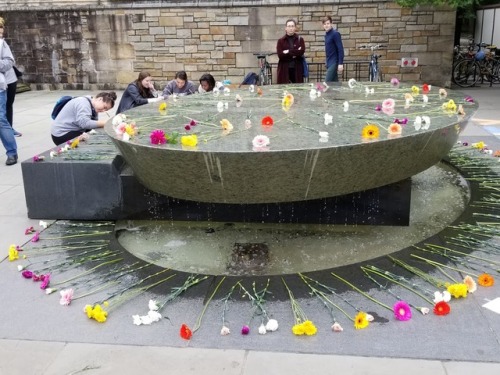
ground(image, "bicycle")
xmin=452 ymin=43 xmax=500 ymax=87
xmin=360 ymin=44 xmax=385 ymax=82
xmin=253 ymin=52 xmax=274 ymax=85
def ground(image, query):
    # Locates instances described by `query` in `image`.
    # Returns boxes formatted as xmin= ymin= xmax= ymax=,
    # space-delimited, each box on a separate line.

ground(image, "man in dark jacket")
xmin=276 ymin=19 xmax=305 ymax=84
xmin=323 ymin=16 xmax=344 ymax=82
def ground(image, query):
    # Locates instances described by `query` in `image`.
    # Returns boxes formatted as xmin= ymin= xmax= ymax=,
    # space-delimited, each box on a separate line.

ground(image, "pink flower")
xmin=59 ymin=289 xmax=74 ymax=306
xmin=115 ymin=123 xmax=127 ymax=135
xmin=390 ymin=77 xmax=400 ymax=87
xmin=25 ymin=226 xmax=35 ymax=235
xmin=382 ymin=107 xmax=395 ymax=116
xmin=393 ymin=301 xmax=412 ymax=321
xmin=382 ymin=98 xmax=395 ymax=109
xmin=150 ymin=130 xmax=166 ymax=145
xmin=33 ymin=155 xmax=45 ymax=162
xmin=40 ymin=274 xmax=51 ymax=289
xmin=465 ymin=95 xmax=474 ymax=103
xmin=22 ymin=270 xmax=33 ymax=279
xmin=252 ymin=135 xmax=270 ymax=149
xmin=241 ymin=325 xmax=250 ymax=335
xmin=375 ymin=104 xmax=382 ymax=111
xmin=189 ymin=120 xmax=197 ymax=127
xmin=394 ymin=118 xmax=408 ymax=125
xmin=32 ymin=274 xmax=41 ymax=282
xmin=31 ymin=232 xmax=40 ymax=243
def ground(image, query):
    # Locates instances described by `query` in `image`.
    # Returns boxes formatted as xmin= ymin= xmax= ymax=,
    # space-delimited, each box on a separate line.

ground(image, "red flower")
xmin=180 ymin=324 xmax=192 ymax=340
xmin=433 ymin=301 xmax=450 ymax=316
xmin=422 ymin=83 xmax=430 ymax=94
xmin=261 ymin=116 xmax=274 ymax=126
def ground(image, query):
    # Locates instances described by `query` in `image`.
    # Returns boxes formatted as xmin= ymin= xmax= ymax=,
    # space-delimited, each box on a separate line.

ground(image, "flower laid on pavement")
xmin=282 ymin=278 xmax=317 ymax=336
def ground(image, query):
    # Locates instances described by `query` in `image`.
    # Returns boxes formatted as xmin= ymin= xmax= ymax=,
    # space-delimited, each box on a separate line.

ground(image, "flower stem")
xmin=192 ymin=276 xmax=226 ymax=333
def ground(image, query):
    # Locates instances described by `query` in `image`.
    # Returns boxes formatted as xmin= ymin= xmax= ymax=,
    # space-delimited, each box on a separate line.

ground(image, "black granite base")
xmin=22 ymin=143 xmax=410 ymax=225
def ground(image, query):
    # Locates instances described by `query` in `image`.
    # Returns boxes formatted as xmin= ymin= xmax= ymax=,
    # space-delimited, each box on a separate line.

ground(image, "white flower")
xmin=220 ymin=325 xmax=231 ymax=335
xmin=148 ymin=300 xmax=159 ymax=311
xmin=50 ymin=151 xmax=57 ymax=158
xmin=17 ymin=265 xmax=24 ymax=271
xmin=332 ymin=322 xmax=343 ymax=332
xmin=258 ymin=323 xmax=267 ymax=335
xmin=252 ymin=135 xmax=270 ymax=148
xmin=422 ymin=95 xmax=428 ymax=103
xmin=147 ymin=310 xmax=162 ymax=322
xmin=343 ymin=101 xmax=349 ymax=112
xmin=265 ymin=319 xmax=279 ymax=332
xmin=365 ymin=87 xmax=374 ymax=94
xmin=414 ymin=116 xmax=422 ymax=131
xmin=217 ymin=101 xmax=224 ymax=112
xmin=45 ymin=288 xmax=56 ymax=295
xmin=235 ymin=94 xmax=242 ymax=102
xmin=112 ymin=113 xmax=127 ymax=126
xmin=366 ymin=314 xmax=374 ymax=322
xmin=244 ymin=119 xmax=252 ymax=128
xmin=433 ymin=290 xmax=452 ymax=303
xmin=122 ymin=133 xmax=130 ymax=142
xmin=249 ymin=85 xmax=255 ymax=93
xmin=324 ymin=113 xmax=333 ymax=125
xmin=348 ymin=78 xmax=356 ymax=88
xmin=309 ymin=89 xmax=317 ymax=98
xmin=89 ymin=129 xmax=97 ymax=135
xmin=39 ymin=220 xmax=48 ymax=229
xmin=223 ymin=87 xmax=231 ymax=96
xmin=405 ymin=98 xmax=412 ymax=106
xmin=140 ymin=315 xmax=153 ymax=325
xmin=215 ymin=81 xmax=224 ymax=90
xmin=319 ymin=131 xmax=329 ymax=139
xmin=422 ymin=116 xmax=431 ymax=129
xmin=61 ymin=145 xmax=70 ymax=152
xmin=224 ymin=102 xmax=229 ymax=109
xmin=132 ymin=315 xmax=142 ymax=326
xmin=442 ymin=291 xmax=451 ymax=302
xmin=419 ymin=307 xmax=430 ymax=315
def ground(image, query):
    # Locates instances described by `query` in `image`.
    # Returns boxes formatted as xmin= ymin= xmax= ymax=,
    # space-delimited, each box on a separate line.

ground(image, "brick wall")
xmin=0 ymin=1 xmax=456 ymax=89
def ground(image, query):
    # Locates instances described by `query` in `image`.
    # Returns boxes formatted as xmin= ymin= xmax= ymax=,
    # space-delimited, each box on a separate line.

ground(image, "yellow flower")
xmin=354 ymin=311 xmax=369 ymax=329
xmin=411 ymin=85 xmax=420 ymax=95
xmin=125 ymin=124 xmax=136 ymax=136
xmin=472 ymin=141 xmax=485 ymax=149
xmin=181 ymin=134 xmax=198 ymax=147
xmin=159 ymin=102 xmax=167 ymax=111
xmin=282 ymin=93 xmax=294 ymax=111
xmin=8 ymin=244 xmax=19 ymax=261
xmin=442 ymin=99 xmax=456 ymax=112
xmin=84 ymin=304 xmax=108 ymax=322
xmin=292 ymin=323 xmax=304 ymax=335
xmin=447 ymin=283 xmax=468 ymax=299
xmin=362 ymin=124 xmax=380 ymax=139
xmin=220 ymin=119 xmax=233 ymax=131
xmin=84 ymin=304 xmax=94 ymax=319
xmin=302 ymin=320 xmax=317 ymax=336
xmin=70 ymin=138 xmax=80 ymax=149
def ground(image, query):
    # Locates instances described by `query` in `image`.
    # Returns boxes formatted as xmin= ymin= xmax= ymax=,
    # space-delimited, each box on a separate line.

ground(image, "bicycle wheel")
xmin=452 ymin=59 xmax=480 ymax=87
xmin=265 ymin=63 xmax=272 ymax=85
xmin=259 ymin=70 xmax=267 ymax=86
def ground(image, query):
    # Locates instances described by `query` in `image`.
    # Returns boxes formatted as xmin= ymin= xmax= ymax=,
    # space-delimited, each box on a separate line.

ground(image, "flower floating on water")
xmin=348 ymin=78 xmax=357 ymax=89
xmin=362 ymin=124 xmax=380 ymax=139
xmin=252 ymin=135 xmax=270 ymax=149
xmin=442 ymin=99 xmax=457 ymax=112
xmin=382 ymin=98 xmax=395 ymax=110
xmin=181 ymin=134 xmax=198 ymax=147
xmin=158 ymin=102 xmax=167 ymax=112
xmin=478 ymin=273 xmax=494 ymax=287
xmin=257 ymin=87 xmax=263 ymax=96
xmin=249 ymin=85 xmax=255 ymax=93
xmin=390 ymin=77 xmax=400 ymax=87
xmin=309 ymin=89 xmax=320 ymax=99
xmin=261 ymin=116 xmax=274 ymax=126
xmin=434 ymin=301 xmax=451 ymax=316
xmin=223 ymin=87 xmax=230 ymax=96
xmin=112 ymin=113 xmax=127 ymax=126
xmin=184 ymin=119 xmax=197 ymax=131
xmin=375 ymin=104 xmax=381 ymax=111
xmin=220 ymin=119 xmax=233 ymax=132
xmin=394 ymin=118 xmax=408 ymax=125
xmin=235 ymin=94 xmax=242 ymax=102
xmin=388 ymin=123 xmax=402 ymax=135
xmin=422 ymin=83 xmax=431 ymax=94
xmin=414 ymin=116 xmax=431 ymax=130
xmin=217 ymin=101 xmax=224 ymax=112
xmin=282 ymin=93 xmax=295 ymax=110
xmin=422 ymin=94 xmax=428 ymax=104
xmin=439 ymin=88 xmax=447 ymax=97
xmin=319 ymin=132 xmax=329 ymax=143
xmin=411 ymin=86 xmax=420 ymax=95
xmin=343 ymin=101 xmax=349 ymax=112
xmin=180 ymin=324 xmax=193 ymax=340
xmin=365 ymin=87 xmax=374 ymax=95
xmin=150 ymin=129 xmax=166 ymax=145
xmin=393 ymin=301 xmax=412 ymax=321
xmin=465 ymin=95 xmax=474 ymax=103
xmin=324 ymin=113 xmax=333 ymax=125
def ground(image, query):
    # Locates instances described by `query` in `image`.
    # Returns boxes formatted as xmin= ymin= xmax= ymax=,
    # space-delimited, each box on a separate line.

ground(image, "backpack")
xmin=240 ymin=72 xmax=259 ymax=86
xmin=302 ymin=56 xmax=309 ymax=78
xmin=51 ymin=96 xmax=74 ymax=120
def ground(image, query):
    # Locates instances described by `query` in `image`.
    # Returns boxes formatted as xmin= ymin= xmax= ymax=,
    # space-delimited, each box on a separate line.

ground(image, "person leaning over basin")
xmin=162 ymin=70 xmax=197 ymax=98
xmin=0 ymin=36 xmax=18 ymax=166
xmin=198 ymin=73 xmax=216 ymax=93
xmin=116 ymin=71 xmax=164 ymax=113
xmin=51 ymin=92 xmax=117 ymax=146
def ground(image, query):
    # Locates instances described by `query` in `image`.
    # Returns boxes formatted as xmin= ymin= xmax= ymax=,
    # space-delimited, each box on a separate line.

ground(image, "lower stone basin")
xmin=105 ymin=82 xmax=477 ymax=204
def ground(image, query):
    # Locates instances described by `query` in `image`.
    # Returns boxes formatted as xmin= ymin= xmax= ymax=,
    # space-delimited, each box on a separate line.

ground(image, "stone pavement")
xmin=1 ymin=84 xmax=500 ymax=374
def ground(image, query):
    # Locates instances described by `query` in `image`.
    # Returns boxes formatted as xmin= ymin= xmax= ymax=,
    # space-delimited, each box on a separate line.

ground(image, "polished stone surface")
xmin=106 ymin=83 xmax=478 ymax=203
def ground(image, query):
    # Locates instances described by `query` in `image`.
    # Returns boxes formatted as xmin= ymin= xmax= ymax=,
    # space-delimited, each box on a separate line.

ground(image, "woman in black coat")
xmin=276 ymin=19 xmax=305 ymax=84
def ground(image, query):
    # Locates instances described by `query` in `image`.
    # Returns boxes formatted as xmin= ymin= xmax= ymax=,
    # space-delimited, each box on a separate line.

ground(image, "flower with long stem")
xmin=192 ymin=276 xmax=226 ymax=333
xmin=238 ymin=279 xmax=276 ymax=334
xmin=282 ymin=277 xmax=317 ymax=336
xmin=156 ymin=274 xmax=209 ymax=313
xmin=219 ymin=280 xmax=241 ymax=335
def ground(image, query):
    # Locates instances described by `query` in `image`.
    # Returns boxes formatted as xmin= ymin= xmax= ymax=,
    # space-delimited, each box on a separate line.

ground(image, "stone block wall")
xmin=0 ymin=0 xmax=456 ymax=89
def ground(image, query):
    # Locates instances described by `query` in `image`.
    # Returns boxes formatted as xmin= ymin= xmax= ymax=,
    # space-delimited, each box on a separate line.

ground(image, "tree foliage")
xmin=395 ymin=0 xmax=489 ymax=8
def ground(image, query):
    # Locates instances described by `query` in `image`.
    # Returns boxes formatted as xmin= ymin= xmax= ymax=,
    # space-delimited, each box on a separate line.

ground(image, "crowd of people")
xmin=1 ymin=15 xmax=344 ymax=162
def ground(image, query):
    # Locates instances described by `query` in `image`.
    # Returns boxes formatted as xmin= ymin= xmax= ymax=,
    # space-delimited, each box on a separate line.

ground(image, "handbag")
xmin=302 ymin=55 xmax=309 ymax=78
xmin=13 ymin=66 xmax=23 ymax=78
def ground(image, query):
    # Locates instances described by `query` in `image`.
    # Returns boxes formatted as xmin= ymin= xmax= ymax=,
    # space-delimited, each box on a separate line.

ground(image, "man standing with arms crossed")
xmin=322 ymin=16 xmax=344 ymax=82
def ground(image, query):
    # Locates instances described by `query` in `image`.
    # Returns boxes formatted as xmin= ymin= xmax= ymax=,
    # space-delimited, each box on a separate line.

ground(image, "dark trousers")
xmin=52 ymin=131 xmax=85 ymax=146
xmin=6 ymin=81 xmax=17 ymax=127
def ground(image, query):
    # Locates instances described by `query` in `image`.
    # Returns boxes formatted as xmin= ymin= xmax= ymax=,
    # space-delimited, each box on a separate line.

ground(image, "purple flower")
xmin=390 ymin=77 xmax=400 ymax=87
xmin=150 ymin=130 xmax=166 ymax=145
xmin=22 ymin=270 xmax=33 ymax=279
xmin=375 ymin=104 xmax=382 ymax=111
xmin=462 ymin=142 xmax=469 ymax=146
xmin=31 ymin=232 xmax=40 ymax=243
xmin=241 ymin=325 xmax=250 ymax=335
xmin=393 ymin=301 xmax=412 ymax=321
xmin=394 ymin=118 xmax=408 ymax=125
xmin=40 ymin=274 xmax=51 ymax=290
xmin=33 ymin=155 xmax=45 ymax=162
xmin=465 ymin=96 xmax=474 ymax=103
xmin=184 ymin=125 xmax=191 ymax=131
xmin=189 ymin=120 xmax=197 ymax=127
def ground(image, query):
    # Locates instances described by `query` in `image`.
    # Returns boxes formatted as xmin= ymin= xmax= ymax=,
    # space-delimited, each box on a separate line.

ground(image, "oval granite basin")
xmin=105 ymin=82 xmax=477 ymax=204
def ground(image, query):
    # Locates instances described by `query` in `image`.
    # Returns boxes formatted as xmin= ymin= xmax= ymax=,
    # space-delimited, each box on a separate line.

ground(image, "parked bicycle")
xmin=360 ymin=44 xmax=385 ymax=82
xmin=452 ymin=43 xmax=500 ymax=87
xmin=253 ymin=52 xmax=274 ymax=85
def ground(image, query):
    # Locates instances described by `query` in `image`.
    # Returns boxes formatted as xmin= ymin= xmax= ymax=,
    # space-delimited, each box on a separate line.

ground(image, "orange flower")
xmin=493 ymin=150 xmax=500 ymax=157
xmin=478 ymin=273 xmax=495 ymax=287
xmin=180 ymin=323 xmax=193 ymax=340
xmin=257 ymin=87 xmax=263 ymax=96
xmin=388 ymin=123 xmax=402 ymax=135
xmin=261 ymin=116 xmax=274 ymax=126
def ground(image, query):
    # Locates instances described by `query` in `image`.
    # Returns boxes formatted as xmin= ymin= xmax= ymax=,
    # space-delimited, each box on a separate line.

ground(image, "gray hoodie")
xmin=0 ymin=39 xmax=15 ymax=91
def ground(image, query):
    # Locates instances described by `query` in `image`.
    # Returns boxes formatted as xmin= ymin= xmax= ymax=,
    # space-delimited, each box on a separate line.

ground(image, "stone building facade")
xmin=0 ymin=0 xmax=456 ymax=89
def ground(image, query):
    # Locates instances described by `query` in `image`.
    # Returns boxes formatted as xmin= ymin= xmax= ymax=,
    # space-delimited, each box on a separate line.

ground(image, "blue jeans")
xmin=325 ymin=63 xmax=339 ymax=82
xmin=0 ymin=90 xmax=17 ymax=157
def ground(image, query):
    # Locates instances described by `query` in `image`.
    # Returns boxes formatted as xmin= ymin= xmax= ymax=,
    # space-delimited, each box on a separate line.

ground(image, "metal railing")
xmin=269 ymin=60 xmax=372 ymax=83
